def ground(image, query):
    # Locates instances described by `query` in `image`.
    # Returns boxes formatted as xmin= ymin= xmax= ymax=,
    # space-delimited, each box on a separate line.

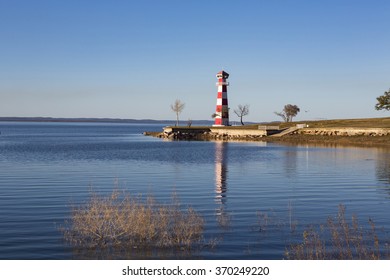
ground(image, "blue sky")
xmin=0 ymin=0 xmax=389 ymax=122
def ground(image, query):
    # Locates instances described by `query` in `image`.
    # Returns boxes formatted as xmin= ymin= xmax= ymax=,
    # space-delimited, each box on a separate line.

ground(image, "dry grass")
xmin=265 ymin=134 xmax=390 ymax=147
xmin=285 ymin=205 xmax=390 ymax=260
xmin=263 ymin=117 xmax=390 ymax=129
xmin=60 ymin=190 xmax=205 ymax=254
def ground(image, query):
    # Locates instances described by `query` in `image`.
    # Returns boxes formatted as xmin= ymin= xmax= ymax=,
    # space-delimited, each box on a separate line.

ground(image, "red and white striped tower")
xmin=214 ymin=70 xmax=230 ymax=126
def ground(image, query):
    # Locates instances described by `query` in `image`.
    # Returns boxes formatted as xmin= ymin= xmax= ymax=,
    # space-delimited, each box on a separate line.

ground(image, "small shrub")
xmin=60 ymin=190 xmax=205 ymax=256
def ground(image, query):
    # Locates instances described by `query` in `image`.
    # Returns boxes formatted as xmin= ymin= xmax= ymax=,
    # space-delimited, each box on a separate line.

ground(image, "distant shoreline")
xmin=0 ymin=117 xmax=214 ymax=125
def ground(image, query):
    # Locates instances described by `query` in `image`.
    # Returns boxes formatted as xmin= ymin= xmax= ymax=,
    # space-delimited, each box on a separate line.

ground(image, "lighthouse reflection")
xmin=215 ymin=141 xmax=228 ymax=203
xmin=214 ymin=141 xmax=230 ymax=228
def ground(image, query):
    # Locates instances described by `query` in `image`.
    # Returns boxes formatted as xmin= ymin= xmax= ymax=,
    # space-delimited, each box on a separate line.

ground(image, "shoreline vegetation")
xmin=145 ymin=117 xmax=390 ymax=147
xmin=61 ymin=190 xmax=390 ymax=260
xmin=60 ymin=190 xmax=209 ymax=259
xmin=284 ymin=204 xmax=390 ymax=260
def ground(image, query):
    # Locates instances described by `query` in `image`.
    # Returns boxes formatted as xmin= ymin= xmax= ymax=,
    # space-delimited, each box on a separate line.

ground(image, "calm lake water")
xmin=0 ymin=122 xmax=390 ymax=259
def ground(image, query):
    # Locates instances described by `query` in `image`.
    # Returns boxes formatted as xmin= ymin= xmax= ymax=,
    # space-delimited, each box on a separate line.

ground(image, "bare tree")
xmin=234 ymin=104 xmax=250 ymax=125
xmin=170 ymin=99 xmax=185 ymax=126
xmin=274 ymin=111 xmax=288 ymax=122
xmin=274 ymin=104 xmax=300 ymax=122
xmin=375 ymin=89 xmax=390 ymax=111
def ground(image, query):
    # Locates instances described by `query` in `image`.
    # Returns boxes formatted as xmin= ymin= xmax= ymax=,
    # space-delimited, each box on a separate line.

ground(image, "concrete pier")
xmin=157 ymin=126 xmax=284 ymax=140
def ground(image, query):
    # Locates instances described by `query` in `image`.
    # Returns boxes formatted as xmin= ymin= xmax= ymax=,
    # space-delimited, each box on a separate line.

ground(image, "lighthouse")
xmin=214 ymin=70 xmax=230 ymax=126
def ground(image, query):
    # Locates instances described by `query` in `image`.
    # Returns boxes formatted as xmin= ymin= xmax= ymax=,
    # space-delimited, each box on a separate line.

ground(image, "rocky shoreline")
xmin=144 ymin=128 xmax=390 ymax=147
xmin=143 ymin=130 xmax=265 ymax=141
xmin=265 ymin=134 xmax=390 ymax=147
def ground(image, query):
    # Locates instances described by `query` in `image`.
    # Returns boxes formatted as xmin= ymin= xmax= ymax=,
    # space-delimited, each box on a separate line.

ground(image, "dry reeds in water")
xmin=285 ymin=205 xmax=390 ymax=260
xmin=61 ymin=190 xmax=204 ymax=252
